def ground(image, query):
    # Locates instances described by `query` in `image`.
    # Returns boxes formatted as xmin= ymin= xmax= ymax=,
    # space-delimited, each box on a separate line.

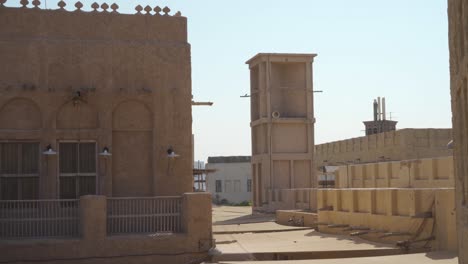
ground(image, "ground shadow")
xmin=303 ymin=230 xmax=391 ymax=248
xmin=424 ymin=251 xmax=458 ymax=260
xmin=214 ymin=213 xmax=275 ymax=225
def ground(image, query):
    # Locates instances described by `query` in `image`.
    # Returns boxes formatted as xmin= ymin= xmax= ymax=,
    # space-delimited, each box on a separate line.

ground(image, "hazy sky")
xmin=6 ymin=0 xmax=452 ymax=162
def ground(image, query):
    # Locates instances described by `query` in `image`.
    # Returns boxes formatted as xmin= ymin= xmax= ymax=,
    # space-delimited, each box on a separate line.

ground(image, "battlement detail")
xmin=0 ymin=0 xmax=182 ymax=17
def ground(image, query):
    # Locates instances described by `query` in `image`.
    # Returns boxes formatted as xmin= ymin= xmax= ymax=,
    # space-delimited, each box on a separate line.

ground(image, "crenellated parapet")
xmin=314 ymin=128 xmax=452 ymax=168
xmin=0 ymin=0 xmax=188 ymax=43
xmin=0 ymin=0 xmax=182 ymax=17
xmin=0 ymin=0 xmax=190 ymax=96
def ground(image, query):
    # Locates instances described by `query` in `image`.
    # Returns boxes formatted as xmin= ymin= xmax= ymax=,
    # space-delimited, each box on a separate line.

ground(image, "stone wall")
xmin=0 ymin=3 xmax=192 ymax=197
xmin=0 ymin=193 xmax=213 ymax=264
xmin=268 ymin=188 xmax=317 ymax=211
xmin=317 ymin=188 xmax=457 ymax=251
xmin=315 ymin=128 xmax=452 ymax=167
xmin=334 ymin=156 xmax=454 ymax=189
xmin=448 ymin=0 xmax=468 ymax=262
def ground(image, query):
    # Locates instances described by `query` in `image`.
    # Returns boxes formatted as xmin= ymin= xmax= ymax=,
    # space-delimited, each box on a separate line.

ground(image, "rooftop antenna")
xmin=382 ymin=97 xmax=387 ymax=120
xmin=373 ymin=99 xmax=378 ymax=121
xmin=377 ymin=97 xmax=381 ymax=120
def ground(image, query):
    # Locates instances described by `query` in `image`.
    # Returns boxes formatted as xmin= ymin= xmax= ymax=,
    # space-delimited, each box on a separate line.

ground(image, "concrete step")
xmin=211 ymin=248 xmax=429 ymax=262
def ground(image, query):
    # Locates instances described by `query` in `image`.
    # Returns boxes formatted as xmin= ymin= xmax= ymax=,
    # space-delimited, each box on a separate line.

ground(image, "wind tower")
xmin=363 ymin=97 xmax=397 ymax=135
xmin=246 ymin=53 xmax=317 ymax=212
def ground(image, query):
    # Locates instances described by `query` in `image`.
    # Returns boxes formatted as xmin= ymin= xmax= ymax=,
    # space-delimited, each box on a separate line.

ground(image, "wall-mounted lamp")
xmin=98 ymin=146 xmax=111 ymax=195
xmin=42 ymin=144 xmax=56 ymax=193
xmin=447 ymin=140 xmax=454 ymax=150
xmin=99 ymin=146 xmax=112 ymax=156
xmin=167 ymin=147 xmax=180 ymax=158
xmin=43 ymin=144 xmax=57 ymax=155
xmin=72 ymin=90 xmax=82 ymax=106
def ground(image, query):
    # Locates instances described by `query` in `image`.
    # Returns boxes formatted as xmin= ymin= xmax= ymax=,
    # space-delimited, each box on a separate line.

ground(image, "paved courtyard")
xmin=212 ymin=205 xmax=274 ymax=225
xmin=213 ymin=251 xmax=458 ymax=264
xmin=208 ymin=206 xmax=458 ymax=264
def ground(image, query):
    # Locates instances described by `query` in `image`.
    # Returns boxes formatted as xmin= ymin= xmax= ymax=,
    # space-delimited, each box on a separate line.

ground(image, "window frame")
xmin=225 ymin=180 xmax=232 ymax=193
xmin=247 ymin=179 xmax=252 ymax=192
xmin=215 ymin=180 xmax=222 ymax=193
xmin=234 ymin=180 xmax=241 ymax=193
xmin=58 ymin=140 xmax=98 ymax=199
xmin=0 ymin=141 xmax=40 ymax=200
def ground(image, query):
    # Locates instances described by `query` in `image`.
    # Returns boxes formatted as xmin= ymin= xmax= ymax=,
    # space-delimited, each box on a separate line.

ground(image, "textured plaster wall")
xmin=0 ymin=5 xmax=193 ymax=197
xmin=317 ymin=188 xmax=457 ymax=251
xmin=315 ymin=128 xmax=452 ymax=167
xmin=448 ymin=0 xmax=468 ymax=262
xmin=0 ymin=193 xmax=213 ymax=264
xmin=248 ymin=53 xmax=317 ymax=213
xmin=334 ymin=156 xmax=454 ymax=189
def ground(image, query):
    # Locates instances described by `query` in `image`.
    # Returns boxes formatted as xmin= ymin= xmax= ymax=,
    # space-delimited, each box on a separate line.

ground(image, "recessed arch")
xmin=112 ymin=99 xmax=153 ymax=197
xmin=0 ymin=97 xmax=42 ymax=130
xmin=56 ymin=100 xmax=98 ymax=129
xmin=112 ymin=100 xmax=152 ymax=131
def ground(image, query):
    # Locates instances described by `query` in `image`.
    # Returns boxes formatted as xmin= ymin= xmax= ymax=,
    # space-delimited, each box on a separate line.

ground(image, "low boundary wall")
xmin=0 ymin=193 xmax=213 ymax=264
xmin=255 ymin=188 xmax=317 ymax=213
xmin=317 ymin=188 xmax=456 ymax=251
xmin=334 ymin=157 xmax=454 ymax=189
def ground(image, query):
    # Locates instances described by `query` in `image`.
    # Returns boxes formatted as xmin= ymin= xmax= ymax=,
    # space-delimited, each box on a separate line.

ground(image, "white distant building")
xmin=205 ymin=156 xmax=252 ymax=204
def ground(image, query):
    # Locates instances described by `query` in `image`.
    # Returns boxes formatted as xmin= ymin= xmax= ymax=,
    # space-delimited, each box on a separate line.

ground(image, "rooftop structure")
xmin=247 ymin=53 xmax=317 ymax=213
xmin=315 ymin=128 xmax=452 ymax=167
xmin=206 ymin=156 xmax=252 ymax=204
xmin=0 ymin=2 xmax=212 ymax=263
xmin=363 ymin=97 xmax=397 ymax=136
xmin=208 ymin=156 xmax=251 ymax=163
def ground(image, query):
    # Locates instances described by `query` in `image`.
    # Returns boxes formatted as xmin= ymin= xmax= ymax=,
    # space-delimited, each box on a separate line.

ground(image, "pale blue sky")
xmin=7 ymin=0 xmax=452 ymax=162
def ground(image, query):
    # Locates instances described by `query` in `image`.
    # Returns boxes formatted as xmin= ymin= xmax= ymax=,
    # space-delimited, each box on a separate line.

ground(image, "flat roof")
xmin=246 ymin=53 xmax=317 ymax=65
xmin=207 ymin=156 xmax=251 ymax=164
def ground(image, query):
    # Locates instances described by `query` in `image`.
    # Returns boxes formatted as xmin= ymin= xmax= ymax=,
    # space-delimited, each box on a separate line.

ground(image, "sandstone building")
xmin=315 ymin=96 xmax=451 ymax=170
xmin=448 ymin=0 xmax=468 ymax=262
xmin=0 ymin=1 xmax=192 ymax=199
xmin=363 ymin=97 xmax=397 ymax=136
xmin=247 ymin=53 xmax=317 ymax=213
xmin=315 ymin=128 xmax=452 ymax=169
xmin=0 ymin=2 xmax=211 ymax=263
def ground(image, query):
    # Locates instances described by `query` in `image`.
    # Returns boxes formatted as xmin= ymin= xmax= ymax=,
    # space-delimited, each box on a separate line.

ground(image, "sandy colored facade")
xmin=315 ymin=128 xmax=452 ymax=169
xmin=334 ymin=156 xmax=454 ymax=189
xmin=313 ymin=154 xmax=457 ymax=252
xmin=0 ymin=1 xmax=192 ymax=199
xmin=247 ymin=53 xmax=317 ymax=213
xmin=317 ymin=187 xmax=457 ymax=251
xmin=0 ymin=193 xmax=213 ymax=264
xmin=0 ymin=3 xmax=212 ymax=263
xmin=273 ymin=156 xmax=457 ymax=252
xmin=448 ymin=1 xmax=468 ymax=262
